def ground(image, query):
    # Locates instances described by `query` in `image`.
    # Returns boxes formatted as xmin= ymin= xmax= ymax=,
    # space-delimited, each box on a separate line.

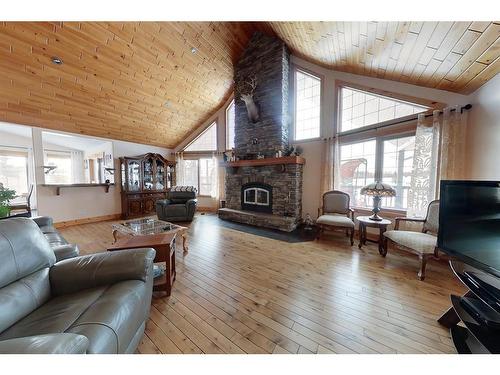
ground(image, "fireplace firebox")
xmin=241 ymin=182 xmax=272 ymax=213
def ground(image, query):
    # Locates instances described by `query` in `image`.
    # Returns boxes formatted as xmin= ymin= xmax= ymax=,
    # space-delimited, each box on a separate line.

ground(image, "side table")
xmin=108 ymin=232 xmax=177 ymax=296
xmin=357 ymin=216 xmax=391 ymax=256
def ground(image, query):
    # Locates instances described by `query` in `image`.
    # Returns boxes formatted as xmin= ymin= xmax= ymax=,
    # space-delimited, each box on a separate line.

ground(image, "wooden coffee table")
xmin=107 ymin=232 xmax=177 ymax=296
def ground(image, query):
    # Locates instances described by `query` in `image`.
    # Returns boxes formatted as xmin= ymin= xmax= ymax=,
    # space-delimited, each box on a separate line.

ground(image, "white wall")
xmin=466 ymin=74 xmax=500 ymax=180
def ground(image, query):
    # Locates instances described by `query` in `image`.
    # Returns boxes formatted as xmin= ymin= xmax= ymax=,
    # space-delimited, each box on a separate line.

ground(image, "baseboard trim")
xmin=54 ymin=213 xmax=121 ymax=229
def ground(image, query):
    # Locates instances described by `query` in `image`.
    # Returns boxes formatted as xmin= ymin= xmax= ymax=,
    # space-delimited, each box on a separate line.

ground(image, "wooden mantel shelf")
xmin=222 ymin=156 xmax=305 ymax=168
xmin=41 ymin=183 xmax=114 ymax=196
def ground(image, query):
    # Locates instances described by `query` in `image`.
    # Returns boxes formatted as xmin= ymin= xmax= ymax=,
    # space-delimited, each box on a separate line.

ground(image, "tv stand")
xmin=438 ymin=260 xmax=500 ymax=353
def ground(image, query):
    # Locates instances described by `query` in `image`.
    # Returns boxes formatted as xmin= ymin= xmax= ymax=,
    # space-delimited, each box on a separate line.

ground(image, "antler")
xmin=236 ymin=75 xmax=257 ymax=97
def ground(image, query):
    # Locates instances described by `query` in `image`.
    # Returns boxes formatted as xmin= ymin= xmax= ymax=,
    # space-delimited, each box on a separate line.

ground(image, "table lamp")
xmin=360 ymin=181 xmax=396 ymax=221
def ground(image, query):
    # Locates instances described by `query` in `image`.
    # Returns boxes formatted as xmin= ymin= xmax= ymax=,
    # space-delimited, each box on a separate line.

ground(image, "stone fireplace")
xmin=218 ymin=32 xmax=304 ymax=232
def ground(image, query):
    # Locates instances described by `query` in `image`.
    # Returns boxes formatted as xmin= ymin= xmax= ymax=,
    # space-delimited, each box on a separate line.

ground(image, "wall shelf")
xmin=41 ymin=183 xmax=114 ymax=196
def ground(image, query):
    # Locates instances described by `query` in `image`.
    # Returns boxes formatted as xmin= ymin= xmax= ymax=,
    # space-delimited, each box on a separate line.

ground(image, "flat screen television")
xmin=438 ymin=180 xmax=500 ymax=278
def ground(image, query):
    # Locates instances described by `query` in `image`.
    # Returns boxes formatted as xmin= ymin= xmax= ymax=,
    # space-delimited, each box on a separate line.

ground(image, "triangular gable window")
xmin=340 ymin=87 xmax=429 ymax=132
xmin=184 ymin=122 xmax=217 ymax=152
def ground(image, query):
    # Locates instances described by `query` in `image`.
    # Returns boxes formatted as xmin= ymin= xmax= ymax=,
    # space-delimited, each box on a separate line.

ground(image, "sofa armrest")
xmin=186 ymin=198 xmax=197 ymax=206
xmin=50 ymin=248 xmax=156 ymax=296
xmin=53 ymin=243 xmax=80 ymax=262
xmin=32 ymin=216 xmax=53 ymax=228
xmin=156 ymin=199 xmax=171 ymax=206
xmin=0 ymin=334 xmax=89 ymax=354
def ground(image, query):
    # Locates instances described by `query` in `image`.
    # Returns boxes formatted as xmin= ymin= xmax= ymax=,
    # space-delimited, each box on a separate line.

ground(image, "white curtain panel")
xmin=407 ymin=106 xmax=468 ymax=218
xmin=210 ymin=152 xmax=220 ymax=199
xmin=439 ymin=105 xmax=468 ymax=181
xmin=175 ymin=152 xmax=185 ymax=187
xmin=319 ymin=137 xmax=338 ymax=209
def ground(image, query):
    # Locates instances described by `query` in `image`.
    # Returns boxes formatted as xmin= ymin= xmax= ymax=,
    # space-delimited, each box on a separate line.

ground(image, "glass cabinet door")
xmin=155 ymin=158 xmax=165 ymax=190
xmin=143 ymin=157 xmax=154 ymax=190
xmin=121 ymin=162 xmax=126 ymax=189
xmin=128 ymin=160 xmax=141 ymax=191
xmin=166 ymin=165 xmax=172 ymax=189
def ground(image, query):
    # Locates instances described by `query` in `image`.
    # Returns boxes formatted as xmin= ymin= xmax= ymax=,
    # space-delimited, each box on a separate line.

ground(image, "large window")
xmin=226 ymin=100 xmax=235 ymax=150
xmin=340 ymin=87 xmax=428 ymax=132
xmin=184 ymin=122 xmax=217 ymax=152
xmin=0 ymin=148 xmax=29 ymax=202
xmin=339 ymin=140 xmax=376 ymax=208
xmin=339 ymin=135 xmax=416 ymax=210
xmin=294 ymin=70 xmax=321 ymax=140
xmin=183 ymin=160 xmax=199 ymax=190
xmin=381 ymin=136 xmax=415 ymax=210
xmin=337 ymin=85 xmax=428 ymax=211
xmin=182 ymin=158 xmax=215 ymax=196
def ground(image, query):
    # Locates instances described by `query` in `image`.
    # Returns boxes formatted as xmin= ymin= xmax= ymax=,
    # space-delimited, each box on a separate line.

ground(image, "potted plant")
xmin=0 ymin=183 xmax=16 ymax=218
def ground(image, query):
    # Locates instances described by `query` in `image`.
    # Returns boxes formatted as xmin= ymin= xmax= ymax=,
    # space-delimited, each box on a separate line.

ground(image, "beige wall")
xmin=466 ymin=74 xmax=500 ymax=180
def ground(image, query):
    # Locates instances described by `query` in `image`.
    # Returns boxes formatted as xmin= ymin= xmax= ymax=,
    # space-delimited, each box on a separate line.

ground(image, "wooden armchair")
xmin=383 ymin=200 xmax=440 ymax=280
xmin=316 ymin=190 xmax=355 ymax=245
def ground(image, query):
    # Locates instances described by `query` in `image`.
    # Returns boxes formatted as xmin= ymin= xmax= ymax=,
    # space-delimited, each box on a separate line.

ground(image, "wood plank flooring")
xmin=59 ymin=214 xmax=466 ymax=354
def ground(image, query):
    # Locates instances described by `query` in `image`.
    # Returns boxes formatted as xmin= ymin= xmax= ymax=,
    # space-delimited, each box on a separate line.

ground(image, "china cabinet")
xmin=119 ymin=153 xmax=175 ymax=219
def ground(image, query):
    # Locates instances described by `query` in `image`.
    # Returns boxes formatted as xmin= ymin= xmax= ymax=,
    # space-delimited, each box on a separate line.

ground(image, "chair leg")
xmin=434 ymin=247 xmax=439 ymax=258
xmin=350 ymin=228 xmax=354 ymax=246
xmin=316 ymin=225 xmax=322 ymax=240
xmin=418 ymin=255 xmax=428 ymax=281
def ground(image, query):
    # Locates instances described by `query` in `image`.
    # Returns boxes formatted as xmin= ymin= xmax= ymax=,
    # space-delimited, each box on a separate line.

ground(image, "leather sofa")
xmin=0 ymin=218 xmax=155 ymax=354
xmin=32 ymin=216 xmax=79 ymax=262
xmin=156 ymin=189 xmax=197 ymax=222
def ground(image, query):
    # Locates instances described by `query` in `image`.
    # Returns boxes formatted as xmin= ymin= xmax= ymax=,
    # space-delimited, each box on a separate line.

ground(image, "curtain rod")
xmin=334 ymin=103 xmax=473 ymax=139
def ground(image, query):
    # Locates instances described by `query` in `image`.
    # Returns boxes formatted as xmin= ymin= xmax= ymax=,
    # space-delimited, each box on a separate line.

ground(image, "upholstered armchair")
xmin=383 ymin=200 xmax=440 ymax=280
xmin=156 ymin=187 xmax=197 ymax=222
xmin=316 ymin=190 xmax=355 ymax=245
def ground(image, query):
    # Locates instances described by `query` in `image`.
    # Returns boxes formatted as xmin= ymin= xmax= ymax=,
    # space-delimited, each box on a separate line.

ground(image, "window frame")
xmin=337 ymin=83 xmax=432 ymax=136
xmin=335 ymin=82 xmax=441 ymax=213
xmin=183 ymin=121 xmax=218 ymax=153
xmin=291 ymin=66 xmax=324 ymax=142
xmin=225 ymin=99 xmax=235 ymax=151
xmin=182 ymin=156 xmax=215 ymax=197
xmin=339 ymin=131 xmax=416 ymax=212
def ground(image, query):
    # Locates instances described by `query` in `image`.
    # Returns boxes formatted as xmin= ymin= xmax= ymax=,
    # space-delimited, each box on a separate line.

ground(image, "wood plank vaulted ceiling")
xmin=0 ymin=21 xmax=499 ymax=148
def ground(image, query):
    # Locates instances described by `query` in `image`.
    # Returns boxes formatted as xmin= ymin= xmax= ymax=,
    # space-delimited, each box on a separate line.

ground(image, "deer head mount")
xmin=236 ymin=75 xmax=259 ymax=123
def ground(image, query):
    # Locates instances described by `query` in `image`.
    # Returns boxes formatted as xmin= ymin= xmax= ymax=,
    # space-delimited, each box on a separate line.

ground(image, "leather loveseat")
xmin=32 ymin=216 xmax=79 ymax=262
xmin=0 ymin=218 xmax=155 ymax=354
xmin=156 ymin=187 xmax=197 ymax=222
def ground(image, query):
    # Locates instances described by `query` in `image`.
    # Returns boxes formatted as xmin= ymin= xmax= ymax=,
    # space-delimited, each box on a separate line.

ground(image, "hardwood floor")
xmin=59 ymin=214 xmax=466 ymax=354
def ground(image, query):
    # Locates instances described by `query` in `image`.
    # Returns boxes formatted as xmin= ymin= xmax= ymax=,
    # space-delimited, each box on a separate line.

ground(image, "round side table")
xmin=357 ymin=216 xmax=392 ymax=256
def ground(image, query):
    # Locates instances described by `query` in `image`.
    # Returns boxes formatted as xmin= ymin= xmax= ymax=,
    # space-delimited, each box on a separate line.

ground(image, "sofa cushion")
xmin=0 ymin=286 xmax=107 ymax=340
xmin=0 ymin=268 xmax=51 ymax=333
xmin=0 ymin=218 xmax=55 ymax=288
xmin=316 ymin=214 xmax=355 ymax=228
xmin=66 ymin=280 xmax=147 ymax=353
xmin=384 ymin=230 xmax=437 ymax=254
